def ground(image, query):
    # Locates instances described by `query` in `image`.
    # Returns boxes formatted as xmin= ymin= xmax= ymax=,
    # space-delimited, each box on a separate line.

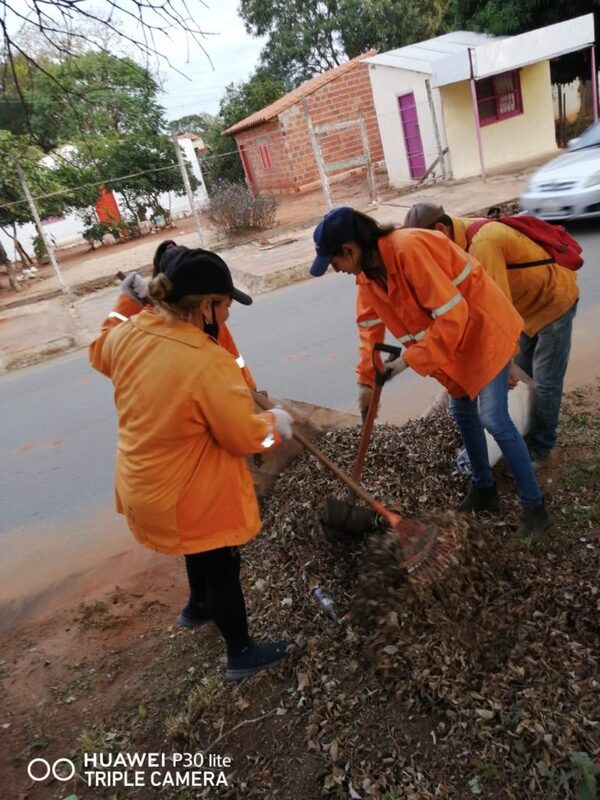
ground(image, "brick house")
xmin=223 ymin=52 xmax=385 ymax=195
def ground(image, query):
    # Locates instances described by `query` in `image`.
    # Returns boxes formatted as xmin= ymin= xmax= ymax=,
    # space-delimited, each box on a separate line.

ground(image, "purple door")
xmin=398 ymin=92 xmax=426 ymax=180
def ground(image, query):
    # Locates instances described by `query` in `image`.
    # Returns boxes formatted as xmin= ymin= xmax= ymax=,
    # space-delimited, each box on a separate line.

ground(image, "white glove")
xmin=386 ymin=355 xmax=408 ymax=378
xmin=120 ymin=272 xmax=148 ymax=305
xmin=270 ymin=407 xmax=293 ymax=441
xmin=358 ymin=384 xmax=374 ymax=422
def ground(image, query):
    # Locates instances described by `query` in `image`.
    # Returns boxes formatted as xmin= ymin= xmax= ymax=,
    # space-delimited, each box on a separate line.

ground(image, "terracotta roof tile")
xmin=223 ymin=50 xmax=376 ymax=136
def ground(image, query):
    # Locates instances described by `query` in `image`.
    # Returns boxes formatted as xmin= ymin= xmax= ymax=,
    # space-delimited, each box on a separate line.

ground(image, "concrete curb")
xmin=0 ymin=336 xmax=77 ymax=374
xmin=0 ymin=196 xmax=521 ymax=375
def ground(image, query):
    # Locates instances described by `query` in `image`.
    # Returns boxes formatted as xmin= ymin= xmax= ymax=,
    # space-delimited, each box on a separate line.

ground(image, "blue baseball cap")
xmin=310 ymin=207 xmax=357 ymax=277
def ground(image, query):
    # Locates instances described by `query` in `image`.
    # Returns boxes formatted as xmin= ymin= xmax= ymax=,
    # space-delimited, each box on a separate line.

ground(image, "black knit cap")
xmin=164 ymin=248 xmax=252 ymax=305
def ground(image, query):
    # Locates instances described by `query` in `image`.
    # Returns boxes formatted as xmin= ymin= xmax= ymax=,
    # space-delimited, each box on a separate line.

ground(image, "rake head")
xmin=372 ymin=502 xmax=459 ymax=585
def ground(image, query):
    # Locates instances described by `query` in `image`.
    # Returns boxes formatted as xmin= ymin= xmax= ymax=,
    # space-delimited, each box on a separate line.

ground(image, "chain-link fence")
xmin=1 ymin=122 xmax=402 ymax=292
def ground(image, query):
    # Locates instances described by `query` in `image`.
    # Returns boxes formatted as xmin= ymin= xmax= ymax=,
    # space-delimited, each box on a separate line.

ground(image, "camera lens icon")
xmin=27 ymin=757 xmax=76 ymax=782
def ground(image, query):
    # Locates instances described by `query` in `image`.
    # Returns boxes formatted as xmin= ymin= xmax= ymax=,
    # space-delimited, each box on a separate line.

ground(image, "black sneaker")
xmin=226 ymin=640 xmax=288 ymax=681
xmin=459 ymin=483 xmax=500 ymax=513
xmin=515 ymin=502 xmax=555 ymax=540
xmin=529 ymin=450 xmax=551 ymax=470
xmin=176 ymin=604 xmax=212 ymax=629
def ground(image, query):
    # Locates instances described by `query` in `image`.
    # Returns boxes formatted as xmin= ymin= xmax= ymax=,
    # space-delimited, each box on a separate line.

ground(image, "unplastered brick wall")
xmin=287 ymin=62 xmax=385 ymax=192
xmin=231 ymin=61 xmax=385 ymax=196
xmin=233 ymin=120 xmax=293 ymax=195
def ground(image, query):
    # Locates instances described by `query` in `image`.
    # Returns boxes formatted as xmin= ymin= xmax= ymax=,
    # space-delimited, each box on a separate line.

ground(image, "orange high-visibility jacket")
xmin=453 ymin=216 xmax=579 ymax=337
xmin=89 ymin=306 xmax=281 ymax=556
xmin=356 ymin=229 xmax=523 ymax=399
xmin=106 ymin=293 xmax=257 ymax=390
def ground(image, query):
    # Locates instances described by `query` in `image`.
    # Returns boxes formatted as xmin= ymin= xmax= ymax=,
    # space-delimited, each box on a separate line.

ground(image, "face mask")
xmin=203 ymin=300 xmax=219 ymax=339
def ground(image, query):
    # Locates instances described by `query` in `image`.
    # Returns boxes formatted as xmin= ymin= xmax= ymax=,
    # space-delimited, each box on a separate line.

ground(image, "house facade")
xmin=366 ymin=15 xmax=596 ymax=185
xmin=224 ymin=52 xmax=385 ymax=195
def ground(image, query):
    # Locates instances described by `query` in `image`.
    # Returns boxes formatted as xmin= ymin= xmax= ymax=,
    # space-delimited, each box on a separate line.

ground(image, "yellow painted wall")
xmin=440 ymin=60 xmax=556 ymax=179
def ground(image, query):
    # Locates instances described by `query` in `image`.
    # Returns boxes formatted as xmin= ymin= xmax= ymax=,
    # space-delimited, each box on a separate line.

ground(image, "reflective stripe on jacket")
xmin=101 ymin=293 xmax=257 ymax=391
xmin=89 ymin=307 xmax=280 ymax=556
xmin=454 ymin=216 xmax=579 ymax=337
xmin=356 ymin=229 xmax=523 ymax=399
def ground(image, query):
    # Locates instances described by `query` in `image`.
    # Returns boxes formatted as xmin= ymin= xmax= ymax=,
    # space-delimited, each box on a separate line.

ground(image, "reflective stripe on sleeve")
xmin=236 ymin=355 xmax=246 ymax=368
xmin=358 ymin=317 xmax=383 ymax=328
xmin=453 ymin=261 xmax=472 ymax=286
xmin=393 ymin=260 xmax=472 ymax=342
xmin=431 ymin=292 xmax=463 ymax=319
xmin=107 ymin=311 xmax=128 ymax=322
xmin=397 ymin=329 xmax=426 ymax=344
xmin=260 ymin=420 xmax=276 ymax=449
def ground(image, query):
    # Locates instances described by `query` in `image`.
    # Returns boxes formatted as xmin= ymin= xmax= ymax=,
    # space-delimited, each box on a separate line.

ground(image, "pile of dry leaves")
xmin=169 ymin=412 xmax=599 ymax=799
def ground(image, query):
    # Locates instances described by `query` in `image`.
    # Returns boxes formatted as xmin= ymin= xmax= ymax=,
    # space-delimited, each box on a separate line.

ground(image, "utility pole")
xmin=13 ymin=159 xmax=70 ymax=295
xmin=172 ymin=134 xmax=204 ymax=246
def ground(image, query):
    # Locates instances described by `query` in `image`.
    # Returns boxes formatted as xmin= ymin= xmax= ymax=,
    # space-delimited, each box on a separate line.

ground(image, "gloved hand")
xmin=120 ymin=271 xmax=148 ymax=306
xmin=358 ymin=384 xmax=375 ymax=423
xmin=386 ymin=355 xmax=408 ymax=378
xmin=270 ymin=407 xmax=293 ymax=441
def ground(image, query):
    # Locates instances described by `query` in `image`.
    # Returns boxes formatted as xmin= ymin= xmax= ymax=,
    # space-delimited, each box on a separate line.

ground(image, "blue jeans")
xmin=514 ymin=302 xmax=577 ymax=457
xmin=450 ymin=364 xmax=543 ymax=508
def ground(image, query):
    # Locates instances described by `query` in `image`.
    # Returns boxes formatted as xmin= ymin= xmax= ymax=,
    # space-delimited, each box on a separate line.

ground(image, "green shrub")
xmin=82 ymin=221 xmax=111 ymax=249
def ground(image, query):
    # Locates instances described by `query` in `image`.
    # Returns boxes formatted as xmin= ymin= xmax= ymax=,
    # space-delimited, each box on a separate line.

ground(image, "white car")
xmin=520 ymin=121 xmax=600 ymax=220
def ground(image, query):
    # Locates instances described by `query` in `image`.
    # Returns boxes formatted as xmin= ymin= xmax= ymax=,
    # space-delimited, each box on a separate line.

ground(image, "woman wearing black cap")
xmin=90 ymin=248 xmax=292 ymax=680
xmin=118 ymin=239 xmax=257 ymax=392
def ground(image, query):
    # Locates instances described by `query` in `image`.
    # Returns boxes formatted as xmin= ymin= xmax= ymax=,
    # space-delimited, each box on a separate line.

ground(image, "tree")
xmin=1 ymin=50 xmax=166 ymax=151
xmin=449 ymin=0 xmax=600 ymax=84
xmin=239 ymin=0 xmax=449 ymax=87
xmin=100 ymin=134 xmax=199 ymax=221
xmin=0 ymin=131 xmax=66 ymax=286
xmin=168 ymin=112 xmax=216 ymax=138
xmin=1 ymin=0 xmax=211 ymax=111
xmin=201 ymin=70 xmax=286 ymax=189
xmin=219 ymin=69 xmax=286 ymax=129
xmin=56 ymin=133 xmax=199 ymax=231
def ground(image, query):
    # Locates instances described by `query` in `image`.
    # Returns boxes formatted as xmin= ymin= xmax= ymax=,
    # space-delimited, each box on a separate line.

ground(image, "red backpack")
xmin=465 ymin=215 xmax=583 ymax=271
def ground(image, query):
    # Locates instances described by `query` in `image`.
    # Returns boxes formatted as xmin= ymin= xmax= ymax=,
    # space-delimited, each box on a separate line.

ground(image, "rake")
xmin=254 ymin=393 xmax=458 ymax=584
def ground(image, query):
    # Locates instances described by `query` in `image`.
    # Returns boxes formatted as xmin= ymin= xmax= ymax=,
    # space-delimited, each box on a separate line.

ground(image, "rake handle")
xmin=253 ymin=392 xmax=394 ymax=514
xmin=353 ymin=342 xmax=402 ymax=483
xmin=352 ymin=381 xmax=382 ymax=483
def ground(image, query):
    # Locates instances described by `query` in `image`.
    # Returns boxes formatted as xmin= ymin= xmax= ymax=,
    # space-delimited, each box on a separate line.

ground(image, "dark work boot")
xmin=226 ymin=640 xmax=288 ymax=681
xmin=515 ymin=501 xmax=555 ymax=540
xmin=459 ymin=483 xmax=500 ymax=513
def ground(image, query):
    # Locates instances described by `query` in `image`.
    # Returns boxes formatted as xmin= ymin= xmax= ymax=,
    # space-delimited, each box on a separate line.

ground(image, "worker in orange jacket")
xmin=309 ymin=206 xmax=553 ymax=540
xmin=403 ymin=202 xmax=579 ymax=467
xmin=90 ymin=249 xmax=292 ymax=681
xmin=118 ymin=239 xmax=257 ymax=391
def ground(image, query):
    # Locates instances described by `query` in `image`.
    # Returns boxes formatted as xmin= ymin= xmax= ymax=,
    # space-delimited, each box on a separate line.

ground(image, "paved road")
xmin=1 ymin=222 xmax=598 ymax=620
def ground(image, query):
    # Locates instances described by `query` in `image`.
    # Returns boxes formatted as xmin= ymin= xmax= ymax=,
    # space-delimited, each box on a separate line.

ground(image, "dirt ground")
xmin=1 ymin=381 xmax=598 ymax=800
xmin=0 ymin=171 xmax=393 ymax=299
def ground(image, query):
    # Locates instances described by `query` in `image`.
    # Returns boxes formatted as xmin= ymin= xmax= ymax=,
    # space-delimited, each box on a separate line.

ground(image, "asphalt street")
xmin=1 ymin=221 xmax=598 ymax=621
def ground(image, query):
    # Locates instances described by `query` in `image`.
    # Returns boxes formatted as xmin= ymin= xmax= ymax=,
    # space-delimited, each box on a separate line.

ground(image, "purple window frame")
xmin=475 ymin=70 xmax=523 ymax=126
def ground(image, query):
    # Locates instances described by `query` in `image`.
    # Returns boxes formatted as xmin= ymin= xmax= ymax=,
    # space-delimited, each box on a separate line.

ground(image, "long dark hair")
xmin=350 ymin=211 xmax=395 ymax=283
xmin=152 ymin=240 xmax=189 ymax=277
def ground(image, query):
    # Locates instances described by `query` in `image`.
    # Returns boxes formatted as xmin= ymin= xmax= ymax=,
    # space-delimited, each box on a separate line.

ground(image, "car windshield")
xmin=572 ymin=121 xmax=600 ymax=150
